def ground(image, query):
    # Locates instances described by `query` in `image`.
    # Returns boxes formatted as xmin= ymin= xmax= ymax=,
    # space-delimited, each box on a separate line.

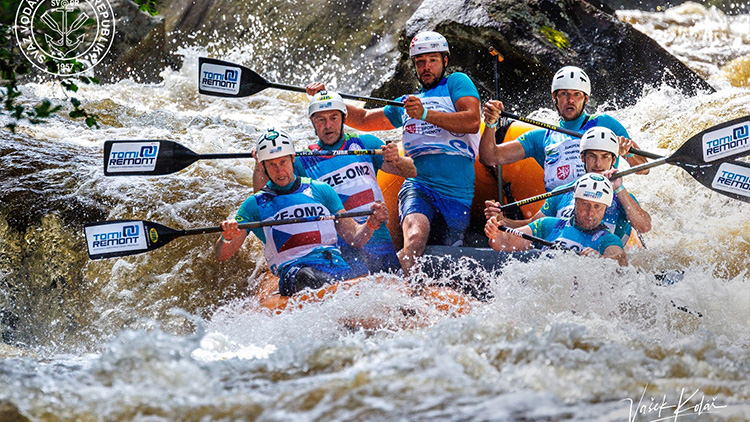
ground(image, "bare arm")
xmin=484 ymin=217 xmax=533 ymax=252
xmin=306 ymin=82 xmax=395 ymax=132
xmin=615 ymin=188 xmax=652 ymax=233
xmin=484 ymin=200 xmax=543 ymax=228
xmin=379 ymin=142 xmax=416 ymax=178
xmin=602 ymin=245 xmax=628 ymax=266
xmin=252 ymin=160 xmax=269 ymax=193
xmin=479 ymin=100 xmax=527 ymax=166
xmin=404 ymin=95 xmax=481 ymax=134
xmin=618 ymin=136 xmax=649 ymax=175
xmin=335 ymin=202 xmax=389 ymax=249
xmin=604 ymin=168 xmax=652 ymax=233
xmin=215 ymin=220 xmax=249 ymax=262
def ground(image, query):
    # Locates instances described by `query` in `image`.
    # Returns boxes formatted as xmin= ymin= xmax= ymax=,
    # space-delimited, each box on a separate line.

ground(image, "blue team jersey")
xmin=541 ymin=181 xmax=638 ymax=243
xmin=235 ymin=176 xmax=348 ymax=279
xmin=293 ymin=133 xmax=400 ymax=272
xmin=529 ymin=217 xmax=623 ymax=255
xmin=518 ymin=113 xmax=629 ymax=191
xmin=382 ymin=72 xmax=480 ymax=205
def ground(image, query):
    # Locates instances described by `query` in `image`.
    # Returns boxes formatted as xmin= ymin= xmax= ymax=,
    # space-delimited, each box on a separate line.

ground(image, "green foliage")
xmin=134 ymin=0 xmax=159 ymax=16
xmin=1 ymin=0 xmax=157 ymax=132
xmin=540 ymin=26 xmax=570 ymax=50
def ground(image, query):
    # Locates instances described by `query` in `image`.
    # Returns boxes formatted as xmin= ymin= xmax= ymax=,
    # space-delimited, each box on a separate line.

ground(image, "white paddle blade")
xmin=198 ymin=58 xmax=242 ymax=97
xmin=85 ymin=221 xmax=149 ymax=259
xmin=701 ymin=117 xmax=750 ymax=163
xmin=104 ymin=141 xmax=160 ymax=175
xmin=710 ymin=161 xmax=750 ymax=201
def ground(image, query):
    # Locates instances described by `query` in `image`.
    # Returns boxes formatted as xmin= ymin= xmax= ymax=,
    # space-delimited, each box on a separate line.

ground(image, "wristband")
xmin=421 ymin=108 xmax=428 ymax=121
xmin=220 ymin=235 xmax=230 ymax=243
xmin=486 ymin=120 xmax=498 ymax=129
xmin=623 ymin=152 xmax=634 ymax=158
xmin=614 ymin=185 xmax=625 ymax=194
xmin=366 ymin=219 xmax=380 ymax=230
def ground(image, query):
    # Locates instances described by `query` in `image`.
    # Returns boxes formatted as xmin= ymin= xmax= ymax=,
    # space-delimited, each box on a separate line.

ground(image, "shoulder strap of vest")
xmin=579 ymin=114 xmax=591 ymax=131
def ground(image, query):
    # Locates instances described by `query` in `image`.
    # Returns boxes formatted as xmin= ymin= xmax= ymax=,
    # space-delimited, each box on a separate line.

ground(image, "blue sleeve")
xmin=357 ymin=134 xmax=385 ymax=171
xmin=293 ymin=158 xmax=308 ymax=178
xmin=541 ymin=196 xmax=559 ymax=217
xmin=447 ymin=73 xmax=480 ymax=104
xmin=529 ymin=217 xmax=556 ymax=240
xmin=311 ymin=181 xmax=345 ymax=213
xmin=517 ymin=129 xmax=547 ymax=168
xmin=383 ymin=96 xmax=407 ymax=129
xmin=613 ymin=193 xmax=638 ymax=242
xmin=599 ymin=233 xmax=624 ymax=254
xmin=592 ymin=114 xmax=630 ymax=139
xmin=235 ymin=195 xmax=265 ymax=242
xmin=540 ymin=183 xmax=573 ymax=216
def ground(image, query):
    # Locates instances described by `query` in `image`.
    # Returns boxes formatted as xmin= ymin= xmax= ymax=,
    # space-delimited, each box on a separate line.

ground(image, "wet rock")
xmin=98 ymin=0 xmax=714 ymax=109
xmin=95 ymin=0 xmax=168 ymax=83
xmin=0 ymin=400 xmax=31 ymax=422
xmin=371 ymin=0 xmax=715 ymax=113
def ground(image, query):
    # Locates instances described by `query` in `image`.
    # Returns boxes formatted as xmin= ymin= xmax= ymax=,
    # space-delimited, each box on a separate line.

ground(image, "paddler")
xmin=485 ymin=173 xmax=628 ymax=266
xmin=485 ymin=126 xmax=651 ymax=244
xmin=306 ymin=31 xmax=482 ymax=275
xmin=479 ymin=65 xmax=649 ymax=192
xmin=216 ymin=128 xmax=389 ymax=299
xmin=252 ymin=91 xmax=416 ymax=274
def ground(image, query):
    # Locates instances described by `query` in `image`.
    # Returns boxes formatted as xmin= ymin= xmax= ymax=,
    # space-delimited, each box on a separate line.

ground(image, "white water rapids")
xmin=0 ymin=3 xmax=748 ymax=421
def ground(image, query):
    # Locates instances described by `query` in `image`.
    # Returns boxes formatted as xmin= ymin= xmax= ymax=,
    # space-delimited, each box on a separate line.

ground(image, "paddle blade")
xmin=85 ymin=220 xmax=181 ymax=259
xmin=675 ymin=160 xmax=750 ymax=203
xmin=104 ymin=140 xmax=200 ymax=176
xmin=670 ymin=115 xmax=750 ymax=165
xmin=198 ymin=57 xmax=267 ymax=98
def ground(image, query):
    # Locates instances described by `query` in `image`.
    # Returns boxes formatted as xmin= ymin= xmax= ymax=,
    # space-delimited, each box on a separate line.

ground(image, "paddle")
xmin=497 ymin=224 xmax=555 ymax=249
xmin=198 ymin=57 xmax=404 ymax=107
xmin=85 ymin=210 xmax=374 ymax=260
xmin=498 ymin=111 xmax=662 ymax=160
xmin=103 ymin=139 xmax=382 ymax=176
xmin=499 ymin=115 xmax=750 ymax=210
xmin=489 ymin=47 xmax=505 ymax=204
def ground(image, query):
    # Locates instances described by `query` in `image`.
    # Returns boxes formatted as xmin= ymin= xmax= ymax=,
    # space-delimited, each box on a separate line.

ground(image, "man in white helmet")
xmin=217 ymin=128 xmax=389 ymax=300
xmin=306 ymin=31 xmax=482 ymax=275
xmin=485 ymin=173 xmax=627 ymax=266
xmin=484 ymin=126 xmax=651 ymax=244
xmin=253 ymin=91 xmax=416 ymax=273
xmin=479 ymin=66 xmax=648 ymax=193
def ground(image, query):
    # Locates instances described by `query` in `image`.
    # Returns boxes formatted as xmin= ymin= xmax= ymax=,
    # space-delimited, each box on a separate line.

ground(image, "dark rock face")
xmin=371 ymin=0 xmax=715 ymax=114
xmin=149 ymin=0 xmax=423 ymax=91
xmin=100 ymin=0 xmax=715 ymax=111
xmin=95 ymin=0 xmax=167 ymax=83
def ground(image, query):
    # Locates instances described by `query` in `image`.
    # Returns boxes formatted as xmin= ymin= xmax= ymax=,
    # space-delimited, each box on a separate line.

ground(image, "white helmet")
xmin=308 ymin=90 xmax=347 ymax=118
xmin=409 ymin=31 xmax=449 ymax=58
xmin=574 ymin=173 xmax=613 ymax=207
xmin=580 ymin=127 xmax=619 ymax=157
xmin=256 ymin=128 xmax=295 ymax=162
xmin=551 ymin=66 xmax=591 ymax=96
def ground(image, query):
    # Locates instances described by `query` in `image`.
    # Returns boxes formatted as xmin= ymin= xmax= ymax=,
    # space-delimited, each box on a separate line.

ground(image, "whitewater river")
xmin=1 ymin=3 xmax=748 ymax=421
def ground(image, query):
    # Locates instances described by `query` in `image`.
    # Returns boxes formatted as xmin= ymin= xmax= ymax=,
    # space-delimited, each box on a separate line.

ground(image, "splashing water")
xmin=0 ymin=3 xmax=749 ymax=421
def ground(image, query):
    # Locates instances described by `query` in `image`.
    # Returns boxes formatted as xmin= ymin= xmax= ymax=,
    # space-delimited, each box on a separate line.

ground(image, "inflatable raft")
xmin=377 ymin=120 xmax=643 ymax=250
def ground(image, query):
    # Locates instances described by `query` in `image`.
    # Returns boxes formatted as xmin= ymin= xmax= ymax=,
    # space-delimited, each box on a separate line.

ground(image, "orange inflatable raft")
xmin=377 ymin=120 xmax=642 ymax=250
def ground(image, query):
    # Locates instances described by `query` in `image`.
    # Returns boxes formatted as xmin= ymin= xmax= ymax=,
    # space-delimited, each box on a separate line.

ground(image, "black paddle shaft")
xmin=199 ymin=57 xmax=404 ymax=107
